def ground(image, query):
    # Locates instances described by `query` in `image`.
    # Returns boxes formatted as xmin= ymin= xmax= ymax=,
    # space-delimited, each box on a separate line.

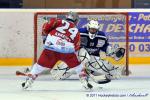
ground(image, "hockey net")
xmin=34 ymin=12 xmax=129 ymax=75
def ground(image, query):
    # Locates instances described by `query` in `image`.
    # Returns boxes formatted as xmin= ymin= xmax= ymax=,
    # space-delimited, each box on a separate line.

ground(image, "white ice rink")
xmin=0 ymin=65 xmax=150 ymax=100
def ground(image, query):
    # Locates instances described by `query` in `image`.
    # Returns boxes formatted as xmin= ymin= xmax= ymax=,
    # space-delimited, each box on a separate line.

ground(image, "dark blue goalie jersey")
xmin=79 ymin=28 xmax=109 ymax=57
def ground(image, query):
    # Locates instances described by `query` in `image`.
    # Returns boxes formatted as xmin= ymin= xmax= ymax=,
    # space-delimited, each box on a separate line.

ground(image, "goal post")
xmin=34 ymin=12 xmax=129 ymax=75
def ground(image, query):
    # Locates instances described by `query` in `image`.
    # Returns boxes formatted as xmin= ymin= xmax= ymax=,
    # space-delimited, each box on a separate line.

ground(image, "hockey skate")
xmin=79 ymin=74 xmax=93 ymax=90
xmin=22 ymin=74 xmax=37 ymax=89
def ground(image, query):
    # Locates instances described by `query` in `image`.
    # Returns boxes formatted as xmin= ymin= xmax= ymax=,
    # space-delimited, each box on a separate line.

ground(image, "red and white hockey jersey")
xmin=42 ymin=18 xmax=80 ymax=53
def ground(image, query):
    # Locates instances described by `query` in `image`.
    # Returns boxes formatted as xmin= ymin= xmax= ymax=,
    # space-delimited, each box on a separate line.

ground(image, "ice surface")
xmin=0 ymin=65 xmax=150 ymax=100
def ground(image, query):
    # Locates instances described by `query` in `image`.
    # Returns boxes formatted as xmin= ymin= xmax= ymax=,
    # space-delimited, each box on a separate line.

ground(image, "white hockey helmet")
xmin=66 ymin=11 xmax=79 ymax=24
xmin=87 ymin=20 xmax=99 ymax=39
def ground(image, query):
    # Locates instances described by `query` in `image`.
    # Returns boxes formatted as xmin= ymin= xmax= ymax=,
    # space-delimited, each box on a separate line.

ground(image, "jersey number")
xmin=56 ymin=20 xmax=78 ymax=40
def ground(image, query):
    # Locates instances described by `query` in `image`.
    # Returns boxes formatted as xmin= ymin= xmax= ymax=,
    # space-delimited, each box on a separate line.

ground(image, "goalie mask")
xmin=87 ymin=20 xmax=99 ymax=39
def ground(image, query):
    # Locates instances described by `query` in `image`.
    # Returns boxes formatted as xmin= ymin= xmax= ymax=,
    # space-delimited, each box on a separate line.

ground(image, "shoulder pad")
xmin=97 ymin=31 xmax=106 ymax=36
xmin=79 ymin=28 xmax=88 ymax=33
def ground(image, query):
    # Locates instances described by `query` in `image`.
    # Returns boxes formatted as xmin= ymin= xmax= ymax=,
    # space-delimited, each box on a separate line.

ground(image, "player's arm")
xmin=97 ymin=31 xmax=110 ymax=53
xmin=101 ymin=39 xmax=110 ymax=53
xmin=74 ymin=32 xmax=81 ymax=51
xmin=78 ymin=28 xmax=88 ymax=49
xmin=97 ymin=31 xmax=125 ymax=60
xmin=42 ymin=18 xmax=58 ymax=43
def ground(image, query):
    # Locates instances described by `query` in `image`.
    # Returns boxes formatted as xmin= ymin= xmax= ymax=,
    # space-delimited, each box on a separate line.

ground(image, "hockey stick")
xmin=85 ymin=61 xmax=111 ymax=84
xmin=16 ymin=71 xmax=30 ymax=76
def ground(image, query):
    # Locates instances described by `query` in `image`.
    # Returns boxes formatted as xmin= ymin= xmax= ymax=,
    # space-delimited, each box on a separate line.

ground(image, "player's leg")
xmin=22 ymin=49 xmax=58 ymax=89
xmin=21 ymin=63 xmax=49 ymax=89
xmin=78 ymin=68 xmax=93 ymax=90
xmin=61 ymin=53 xmax=82 ymax=74
xmin=55 ymin=48 xmax=90 ymax=80
xmin=61 ymin=53 xmax=93 ymax=90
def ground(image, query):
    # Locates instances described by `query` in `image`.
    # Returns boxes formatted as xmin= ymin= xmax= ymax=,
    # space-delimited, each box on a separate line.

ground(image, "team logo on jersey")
xmin=56 ymin=39 xmax=65 ymax=46
xmin=90 ymin=42 xmax=94 ymax=46
xmin=45 ymin=41 xmax=53 ymax=47
xmin=96 ymin=40 xmax=105 ymax=47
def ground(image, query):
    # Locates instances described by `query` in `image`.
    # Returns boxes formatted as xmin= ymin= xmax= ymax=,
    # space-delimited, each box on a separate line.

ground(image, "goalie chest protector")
xmin=79 ymin=28 xmax=109 ymax=57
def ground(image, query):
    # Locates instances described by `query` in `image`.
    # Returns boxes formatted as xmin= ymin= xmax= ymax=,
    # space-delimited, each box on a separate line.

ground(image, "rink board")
xmin=0 ymin=9 xmax=150 ymax=66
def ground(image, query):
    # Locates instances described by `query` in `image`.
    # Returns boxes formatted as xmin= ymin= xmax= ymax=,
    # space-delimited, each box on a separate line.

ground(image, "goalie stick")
xmin=86 ymin=69 xmax=111 ymax=84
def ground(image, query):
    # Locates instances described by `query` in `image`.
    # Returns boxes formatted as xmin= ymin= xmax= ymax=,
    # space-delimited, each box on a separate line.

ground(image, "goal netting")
xmin=34 ymin=12 xmax=129 ymax=75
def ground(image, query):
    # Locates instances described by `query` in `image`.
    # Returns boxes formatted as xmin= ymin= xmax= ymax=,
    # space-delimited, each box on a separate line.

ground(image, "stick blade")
xmin=16 ymin=71 xmax=26 ymax=76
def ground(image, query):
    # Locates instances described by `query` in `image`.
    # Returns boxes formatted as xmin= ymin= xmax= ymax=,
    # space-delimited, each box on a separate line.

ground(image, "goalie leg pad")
xmin=50 ymin=62 xmax=70 ymax=80
xmin=86 ymin=57 xmax=123 ymax=81
xmin=78 ymin=48 xmax=91 ymax=64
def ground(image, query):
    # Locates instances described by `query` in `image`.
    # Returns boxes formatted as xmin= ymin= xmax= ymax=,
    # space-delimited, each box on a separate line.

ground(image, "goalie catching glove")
xmin=107 ymin=46 xmax=125 ymax=61
xmin=112 ymin=47 xmax=125 ymax=61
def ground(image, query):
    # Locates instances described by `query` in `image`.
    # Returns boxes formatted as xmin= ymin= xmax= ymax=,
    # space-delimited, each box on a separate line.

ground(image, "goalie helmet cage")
xmin=34 ymin=12 xmax=129 ymax=75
